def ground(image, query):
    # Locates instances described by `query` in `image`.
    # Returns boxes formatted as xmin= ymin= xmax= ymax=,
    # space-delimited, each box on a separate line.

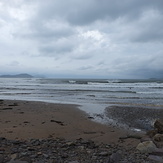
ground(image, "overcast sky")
xmin=0 ymin=0 xmax=163 ymax=78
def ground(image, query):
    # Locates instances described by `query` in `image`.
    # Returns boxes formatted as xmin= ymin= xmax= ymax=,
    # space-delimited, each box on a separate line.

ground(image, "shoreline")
xmin=0 ymin=99 xmax=143 ymax=144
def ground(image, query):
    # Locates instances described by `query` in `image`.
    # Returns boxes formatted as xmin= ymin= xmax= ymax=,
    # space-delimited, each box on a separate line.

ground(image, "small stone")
xmin=37 ymin=152 xmax=42 ymax=155
xmin=92 ymin=156 xmax=97 ymax=159
xmin=78 ymin=146 xmax=85 ymax=150
xmin=7 ymin=160 xmax=29 ymax=163
xmin=99 ymin=151 xmax=108 ymax=156
xmin=0 ymin=151 xmax=4 ymax=154
xmin=20 ymin=157 xmax=32 ymax=163
xmin=10 ymin=153 xmax=18 ymax=160
xmin=27 ymin=147 xmax=35 ymax=151
xmin=61 ymin=153 xmax=68 ymax=158
xmin=23 ymin=121 xmax=30 ymax=124
xmin=0 ymin=154 xmax=4 ymax=162
xmin=151 ymin=148 xmax=163 ymax=156
xmin=86 ymin=150 xmax=92 ymax=154
xmin=148 ymin=155 xmax=163 ymax=162
xmin=43 ymin=154 xmax=49 ymax=158
xmin=107 ymin=151 xmax=122 ymax=163
xmin=66 ymin=141 xmax=74 ymax=146
xmin=20 ymin=152 xmax=28 ymax=156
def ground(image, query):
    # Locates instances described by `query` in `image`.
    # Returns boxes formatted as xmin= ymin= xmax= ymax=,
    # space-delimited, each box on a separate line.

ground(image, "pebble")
xmin=0 ymin=137 xmax=155 ymax=163
xmin=7 ymin=161 xmax=29 ymax=163
xmin=148 ymin=155 xmax=163 ymax=162
xmin=99 ymin=151 xmax=108 ymax=156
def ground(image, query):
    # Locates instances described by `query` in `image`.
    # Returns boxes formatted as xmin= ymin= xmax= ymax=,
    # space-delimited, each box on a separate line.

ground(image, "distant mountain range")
xmin=0 ymin=73 xmax=33 ymax=78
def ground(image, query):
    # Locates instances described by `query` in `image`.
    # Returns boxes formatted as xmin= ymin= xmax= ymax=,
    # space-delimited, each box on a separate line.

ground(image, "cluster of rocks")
xmin=136 ymin=119 xmax=163 ymax=162
xmin=0 ymin=136 xmax=156 ymax=163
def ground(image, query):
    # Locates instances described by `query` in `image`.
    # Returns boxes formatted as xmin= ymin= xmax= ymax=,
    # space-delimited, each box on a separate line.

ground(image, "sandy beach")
xmin=1 ymin=100 xmax=162 ymax=162
xmin=0 ymin=99 xmax=143 ymax=144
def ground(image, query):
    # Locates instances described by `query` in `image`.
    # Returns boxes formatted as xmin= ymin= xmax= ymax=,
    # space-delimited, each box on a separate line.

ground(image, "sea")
xmin=0 ymin=78 xmax=163 ymax=130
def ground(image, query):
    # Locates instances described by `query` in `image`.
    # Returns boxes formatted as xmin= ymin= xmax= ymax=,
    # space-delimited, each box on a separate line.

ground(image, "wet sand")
xmin=0 ymin=99 xmax=143 ymax=146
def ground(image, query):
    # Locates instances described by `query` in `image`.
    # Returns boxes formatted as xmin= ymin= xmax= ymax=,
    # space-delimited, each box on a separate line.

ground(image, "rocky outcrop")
xmin=136 ymin=119 xmax=163 ymax=162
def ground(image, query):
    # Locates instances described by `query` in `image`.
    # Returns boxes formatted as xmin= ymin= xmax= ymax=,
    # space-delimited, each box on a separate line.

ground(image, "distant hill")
xmin=0 ymin=73 xmax=33 ymax=78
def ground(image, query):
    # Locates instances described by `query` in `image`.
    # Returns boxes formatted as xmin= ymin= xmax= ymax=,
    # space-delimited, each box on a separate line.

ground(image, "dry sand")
xmin=0 ymin=100 xmax=143 ymax=147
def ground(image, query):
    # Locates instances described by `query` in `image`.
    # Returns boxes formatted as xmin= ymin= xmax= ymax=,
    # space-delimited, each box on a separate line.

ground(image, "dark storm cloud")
xmin=16 ymin=21 xmax=75 ymax=42
xmin=38 ymin=0 xmax=163 ymax=25
xmin=33 ymin=0 xmax=163 ymax=44
xmin=132 ymin=20 xmax=163 ymax=42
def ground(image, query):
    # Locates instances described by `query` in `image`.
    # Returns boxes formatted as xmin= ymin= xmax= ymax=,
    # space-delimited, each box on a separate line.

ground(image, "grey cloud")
xmin=32 ymin=0 xmax=163 ymax=44
xmin=13 ymin=0 xmax=163 ymax=44
xmin=72 ymin=54 xmax=93 ymax=60
xmin=130 ymin=10 xmax=163 ymax=42
xmin=16 ymin=22 xmax=75 ymax=42
xmin=39 ymin=44 xmax=73 ymax=56
xmin=78 ymin=65 xmax=94 ymax=71
xmin=133 ymin=23 xmax=163 ymax=42
xmin=37 ymin=0 xmax=163 ymax=25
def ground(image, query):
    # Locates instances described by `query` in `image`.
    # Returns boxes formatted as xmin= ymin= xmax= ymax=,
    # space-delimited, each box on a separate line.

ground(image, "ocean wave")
xmin=68 ymin=80 xmax=76 ymax=84
xmin=68 ymin=79 xmax=122 ymax=85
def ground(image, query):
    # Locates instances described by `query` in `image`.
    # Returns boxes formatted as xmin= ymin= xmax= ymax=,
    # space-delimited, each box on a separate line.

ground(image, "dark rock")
xmin=50 ymin=120 xmax=64 ymax=126
xmin=151 ymin=148 xmax=163 ymax=156
xmin=2 ymin=107 xmax=13 ymax=110
xmin=83 ymin=131 xmax=96 ymax=134
xmin=119 ymin=134 xmax=142 ymax=140
xmin=7 ymin=160 xmax=29 ymax=163
xmin=0 ymin=137 xmax=6 ymax=141
xmin=0 ymin=154 xmax=4 ymax=162
xmin=99 ymin=151 xmax=108 ymax=156
xmin=154 ymin=134 xmax=163 ymax=142
xmin=0 ymin=151 xmax=4 ymax=154
xmin=107 ymin=151 xmax=122 ymax=163
xmin=23 ymin=121 xmax=30 ymax=124
xmin=9 ymin=103 xmax=18 ymax=106
xmin=154 ymin=119 xmax=163 ymax=134
xmin=19 ymin=112 xmax=24 ymax=114
xmin=148 ymin=155 xmax=163 ymax=162
xmin=88 ymin=116 xmax=94 ymax=119
xmin=146 ymin=129 xmax=158 ymax=138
